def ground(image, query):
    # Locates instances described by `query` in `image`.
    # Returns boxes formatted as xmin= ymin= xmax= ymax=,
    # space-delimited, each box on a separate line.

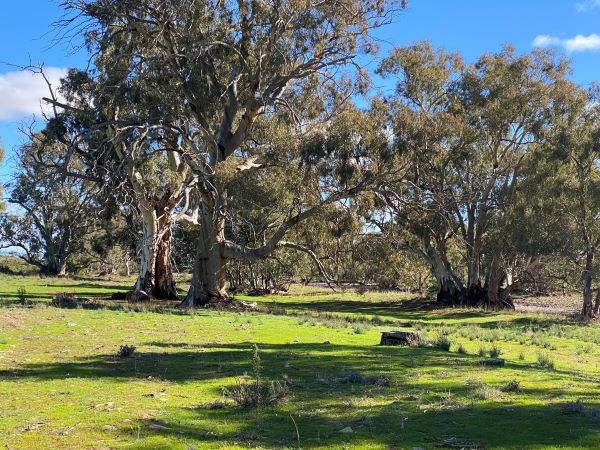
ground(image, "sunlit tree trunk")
xmin=182 ymin=206 xmax=228 ymax=306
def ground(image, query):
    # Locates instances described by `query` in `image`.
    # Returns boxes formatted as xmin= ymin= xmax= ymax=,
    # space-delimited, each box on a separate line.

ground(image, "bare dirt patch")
xmin=0 ymin=310 xmax=27 ymax=328
xmin=513 ymin=295 xmax=580 ymax=315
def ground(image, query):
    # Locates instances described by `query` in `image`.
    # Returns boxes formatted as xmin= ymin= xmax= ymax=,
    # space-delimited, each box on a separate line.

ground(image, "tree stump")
xmin=380 ymin=331 xmax=421 ymax=346
xmin=125 ymin=290 xmax=151 ymax=303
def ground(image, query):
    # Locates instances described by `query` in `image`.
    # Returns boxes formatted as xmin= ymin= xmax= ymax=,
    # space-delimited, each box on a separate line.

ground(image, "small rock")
xmin=67 ymin=322 xmax=77 ymax=327
xmin=149 ymin=423 xmax=170 ymax=430
xmin=339 ymin=426 xmax=353 ymax=433
xmin=102 ymin=425 xmax=117 ymax=432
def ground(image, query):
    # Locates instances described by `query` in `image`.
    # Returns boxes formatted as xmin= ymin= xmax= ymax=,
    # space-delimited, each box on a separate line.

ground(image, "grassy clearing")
xmin=1 ymin=277 xmax=600 ymax=449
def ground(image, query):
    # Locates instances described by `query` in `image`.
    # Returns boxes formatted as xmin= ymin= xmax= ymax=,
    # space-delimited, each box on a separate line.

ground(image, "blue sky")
xmin=0 ymin=0 xmax=599 ymax=184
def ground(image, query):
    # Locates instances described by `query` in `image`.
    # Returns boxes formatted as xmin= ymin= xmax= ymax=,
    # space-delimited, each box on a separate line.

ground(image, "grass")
xmin=0 ymin=275 xmax=600 ymax=448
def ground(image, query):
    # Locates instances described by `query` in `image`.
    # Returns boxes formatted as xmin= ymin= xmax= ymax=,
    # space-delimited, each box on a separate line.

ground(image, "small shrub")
xmin=518 ymin=352 xmax=525 ymax=361
xmin=51 ymin=293 xmax=78 ymax=309
xmin=478 ymin=347 xmax=487 ymax=357
xmin=456 ymin=344 xmax=467 ymax=355
xmin=536 ymin=353 xmax=555 ymax=369
xmin=117 ymin=344 xmax=136 ymax=358
xmin=473 ymin=385 xmax=503 ymax=401
xmin=561 ymin=400 xmax=584 ymax=415
xmin=531 ymin=335 xmax=552 ymax=349
xmin=223 ymin=344 xmax=289 ymax=408
xmin=501 ymin=380 xmax=521 ymax=393
xmin=435 ymin=336 xmax=451 ymax=351
xmin=352 ymin=323 xmax=370 ymax=334
xmin=489 ymin=346 xmax=502 ymax=358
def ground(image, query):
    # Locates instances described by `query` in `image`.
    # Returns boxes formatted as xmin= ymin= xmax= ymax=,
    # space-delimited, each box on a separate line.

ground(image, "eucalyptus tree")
xmin=46 ymin=67 xmax=198 ymax=299
xmin=525 ymin=86 xmax=600 ymax=318
xmin=0 ymin=132 xmax=100 ymax=275
xmin=62 ymin=0 xmax=403 ymax=305
xmin=376 ymin=42 xmax=573 ymax=308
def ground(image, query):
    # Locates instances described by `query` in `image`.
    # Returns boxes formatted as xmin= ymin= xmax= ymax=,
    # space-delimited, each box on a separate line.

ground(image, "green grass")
xmin=1 ymin=276 xmax=600 ymax=448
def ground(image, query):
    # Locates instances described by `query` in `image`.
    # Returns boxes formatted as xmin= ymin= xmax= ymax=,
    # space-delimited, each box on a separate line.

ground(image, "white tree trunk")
xmin=134 ymin=205 xmax=158 ymax=294
xmin=182 ymin=206 xmax=228 ymax=306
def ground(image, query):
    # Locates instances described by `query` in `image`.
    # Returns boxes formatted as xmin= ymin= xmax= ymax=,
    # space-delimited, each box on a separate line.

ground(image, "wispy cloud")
xmin=576 ymin=0 xmax=600 ymax=12
xmin=532 ymin=33 xmax=600 ymax=52
xmin=0 ymin=68 xmax=68 ymax=121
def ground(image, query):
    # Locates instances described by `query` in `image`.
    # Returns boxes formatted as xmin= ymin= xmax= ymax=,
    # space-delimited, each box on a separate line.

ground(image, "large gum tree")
xmin=376 ymin=42 xmax=574 ymax=308
xmin=61 ymin=0 xmax=404 ymax=305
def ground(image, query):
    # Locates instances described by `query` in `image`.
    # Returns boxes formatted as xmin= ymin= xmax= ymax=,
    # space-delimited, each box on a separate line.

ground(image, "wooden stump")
xmin=125 ymin=290 xmax=151 ymax=303
xmin=380 ymin=331 xmax=421 ymax=346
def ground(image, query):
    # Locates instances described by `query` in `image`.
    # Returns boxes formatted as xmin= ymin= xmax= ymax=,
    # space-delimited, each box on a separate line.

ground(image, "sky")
xmin=0 ymin=0 xmax=599 ymax=184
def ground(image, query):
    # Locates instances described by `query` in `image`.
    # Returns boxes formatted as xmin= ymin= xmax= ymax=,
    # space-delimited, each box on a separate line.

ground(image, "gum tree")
xmin=0 ymin=132 xmax=100 ymax=275
xmin=62 ymin=0 xmax=404 ymax=305
xmin=377 ymin=42 xmax=572 ymax=308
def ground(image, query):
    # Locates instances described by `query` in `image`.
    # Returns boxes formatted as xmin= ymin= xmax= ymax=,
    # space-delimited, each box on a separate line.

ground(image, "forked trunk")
xmin=134 ymin=207 xmax=158 ymax=294
xmin=425 ymin=239 xmax=463 ymax=305
xmin=182 ymin=207 xmax=228 ymax=306
xmin=134 ymin=207 xmax=178 ymax=299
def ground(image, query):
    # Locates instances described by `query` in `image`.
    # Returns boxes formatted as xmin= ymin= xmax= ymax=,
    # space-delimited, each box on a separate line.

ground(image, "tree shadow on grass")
xmin=118 ymin=394 xmax=600 ymax=449
xmin=1 ymin=341 xmax=596 ymax=386
xmin=261 ymin=298 xmax=497 ymax=322
xmin=2 ymin=341 xmax=600 ymax=447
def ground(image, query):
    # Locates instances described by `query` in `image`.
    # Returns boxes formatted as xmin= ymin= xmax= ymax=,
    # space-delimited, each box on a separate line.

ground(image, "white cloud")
xmin=0 ymin=67 xmax=68 ymax=121
xmin=532 ymin=33 xmax=600 ymax=52
xmin=576 ymin=0 xmax=600 ymax=12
